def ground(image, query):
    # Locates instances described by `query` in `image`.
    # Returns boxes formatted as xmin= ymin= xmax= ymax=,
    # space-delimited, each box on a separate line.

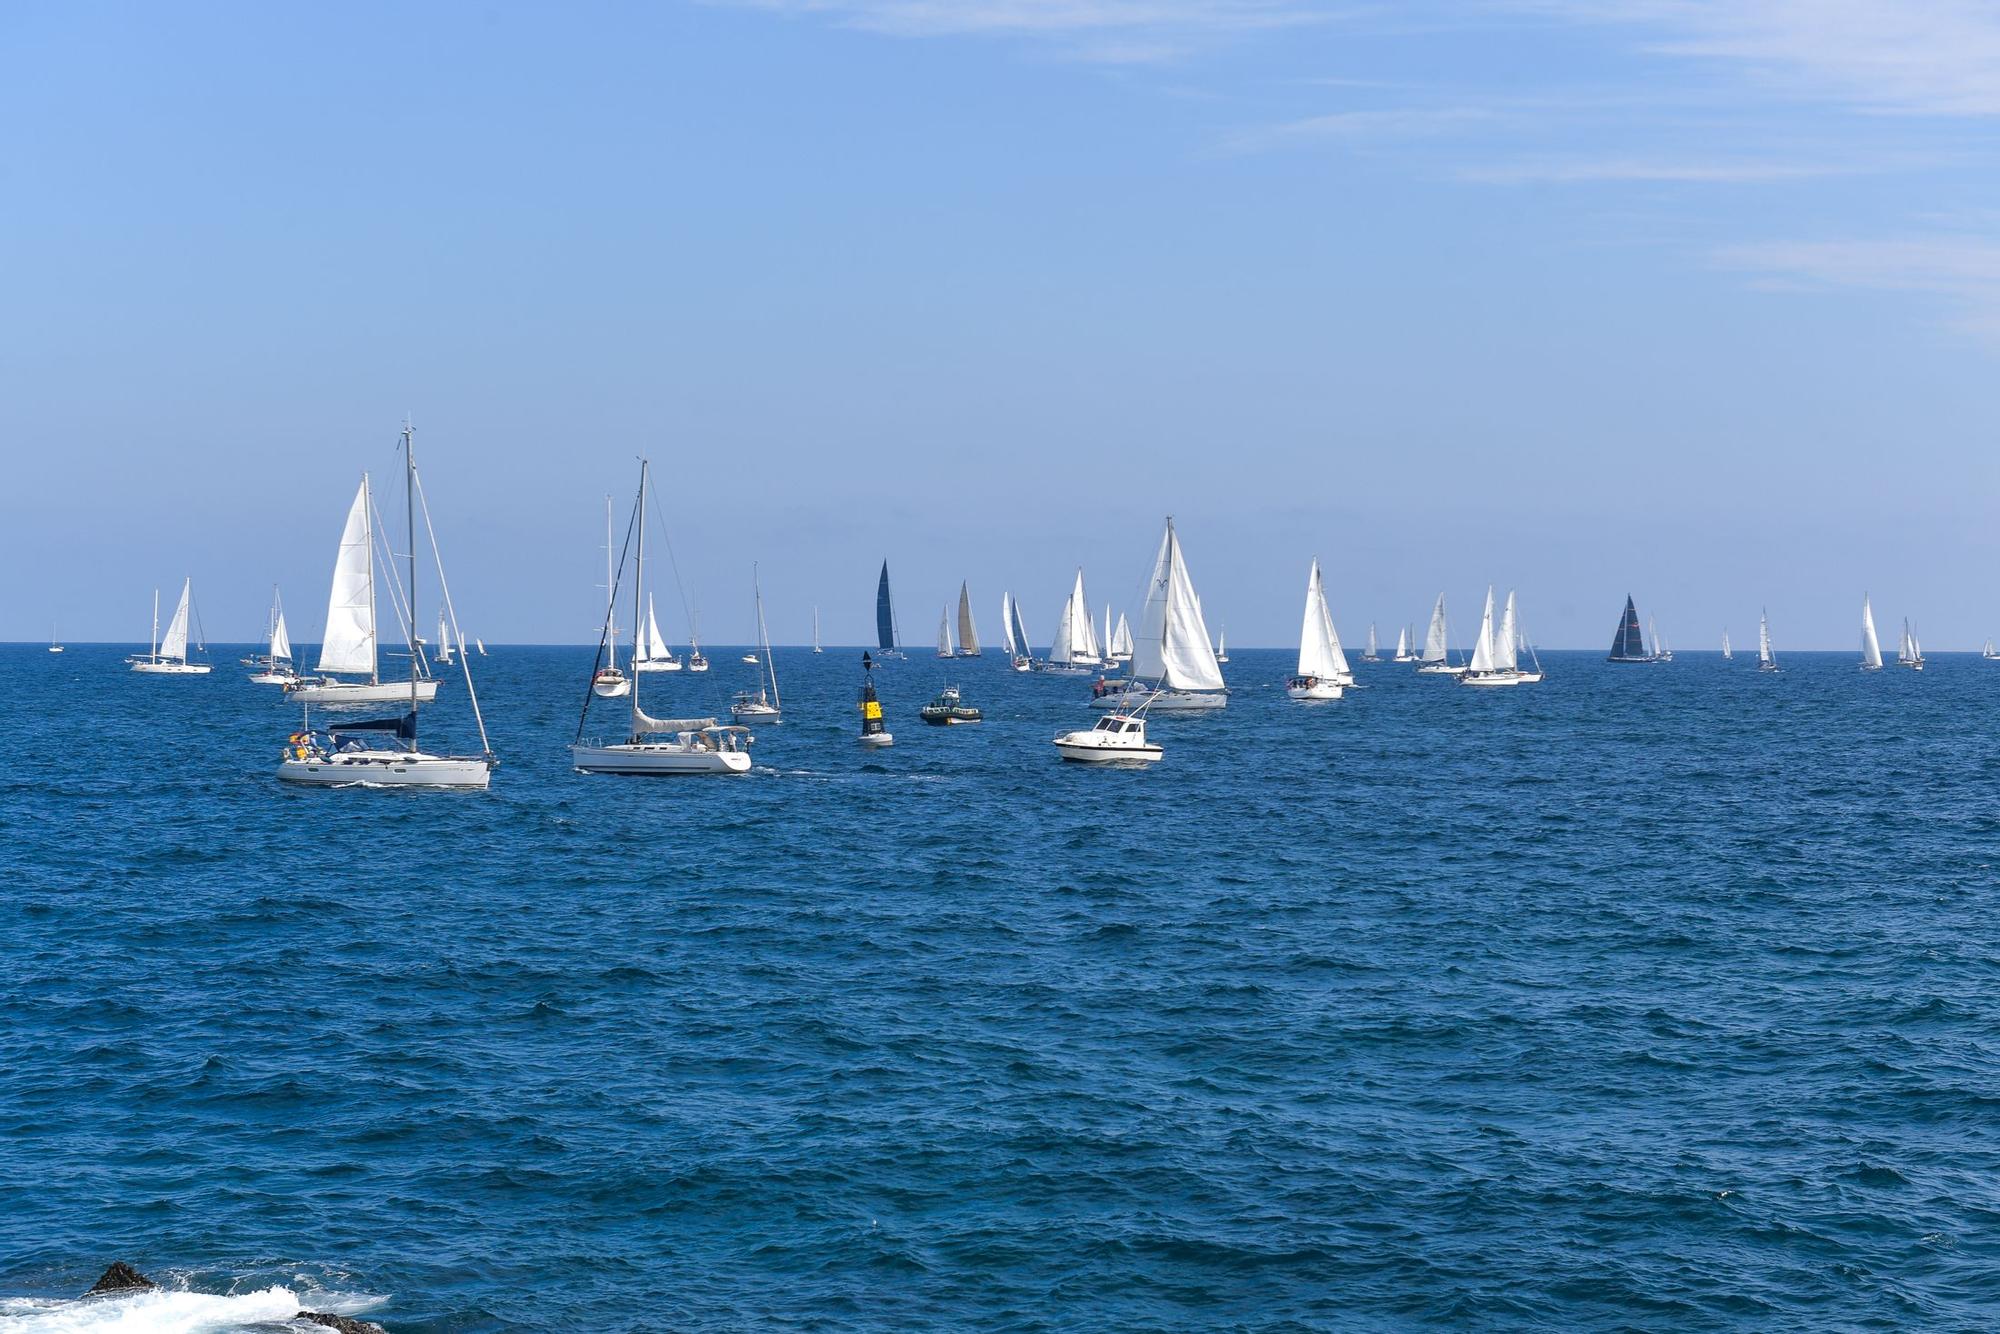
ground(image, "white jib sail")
xmin=1050 ymin=593 xmax=1074 ymax=664
xmin=271 ymin=603 xmax=292 ymax=661
xmin=1074 ymin=570 xmax=1102 ymax=661
xmin=637 ymin=595 xmax=668 ymax=662
xmin=1112 ymin=613 xmax=1133 ymax=658
xmin=1001 ymin=593 xmax=1018 ymax=658
xmin=1422 ymin=594 xmax=1449 ymax=663
xmin=1861 ymin=596 xmax=1883 ymax=668
xmin=1395 ymin=625 xmax=1409 ymax=657
xmin=1131 ymin=519 xmax=1224 ymax=692
xmin=160 ymin=578 xmax=193 ymax=662
xmin=1297 ymin=559 xmax=1342 ymax=680
xmin=1759 ymin=611 xmax=1773 ymax=664
xmin=1496 ymin=591 xmax=1519 ymax=673
xmin=317 ymin=478 xmax=377 ymax=677
xmin=1468 ymin=587 xmax=1497 ymax=673
xmin=959 ymin=582 xmax=979 ymax=654
xmin=938 ymin=607 xmax=953 ymax=656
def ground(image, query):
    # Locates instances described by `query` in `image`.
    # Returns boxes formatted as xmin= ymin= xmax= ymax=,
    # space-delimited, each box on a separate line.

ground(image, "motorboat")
xmin=1053 ymin=712 xmax=1162 ymax=764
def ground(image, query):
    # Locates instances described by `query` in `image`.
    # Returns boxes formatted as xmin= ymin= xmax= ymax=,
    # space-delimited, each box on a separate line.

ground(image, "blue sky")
xmin=3 ymin=0 xmax=1998 ymax=648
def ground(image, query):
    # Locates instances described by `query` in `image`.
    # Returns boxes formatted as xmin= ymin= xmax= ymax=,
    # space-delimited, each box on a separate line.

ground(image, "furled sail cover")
xmin=1131 ymin=520 xmax=1224 ymax=691
xmin=635 ymin=707 xmax=719 ymax=734
xmin=318 ymin=479 xmax=377 ymax=676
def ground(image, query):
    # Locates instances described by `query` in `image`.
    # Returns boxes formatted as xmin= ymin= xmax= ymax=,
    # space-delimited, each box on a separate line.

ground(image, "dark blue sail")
xmin=1607 ymin=596 xmax=1649 ymax=661
xmin=329 ymin=712 xmax=417 ymax=739
xmin=876 ymin=561 xmax=895 ymax=651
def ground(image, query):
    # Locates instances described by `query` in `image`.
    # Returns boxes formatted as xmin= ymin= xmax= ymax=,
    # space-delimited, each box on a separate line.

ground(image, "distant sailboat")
xmin=1046 ymin=569 xmax=1100 ymax=674
xmin=1362 ymin=623 xmax=1381 ymax=663
xmin=1462 ymin=587 xmax=1520 ymax=688
xmin=47 ymin=622 xmax=62 ymax=654
xmin=1607 ymin=595 xmax=1655 ymax=664
xmin=634 ymin=594 xmax=682 ymax=672
xmin=858 ymin=651 xmax=893 ymax=747
xmin=245 ymin=585 xmax=296 ymax=684
xmin=732 ymin=565 xmax=782 ymax=722
xmin=1860 ymin=595 xmax=1884 ymax=671
xmin=874 ymin=561 xmax=905 ymax=659
xmin=812 ymin=606 xmax=823 ymax=654
xmin=1286 ymin=558 xmax=1345 ymax=701
xmin=1648 ymin=616 xmax=1673 ymax=663
xmin=1417 ymin=593 xmax=1463 ymax=676
xmin=1514 ymin=603 xmax=1546 ymax=683
xmin=1392 ymin=624 xmax=1415 ymax=663
xmin=1002 ymin=592 xmax=1034 ymax=672
xmin=956 ymin=582 xmax=981 ymax=656
xmin=1093 ymin=517 xmax=1226 ymax=712
xmin=1110 ymin=612 xmax=1133 ymax=663
xmin=433 ymin=608 xmax=453 ymax=665
xmin=1721 ymin=629 xmax=1732 ymax=661
xmin=1758 ymin=609 xmax=1778 ymax=672
xmin=591 ymin=496 xmax=631 ymax=698
xmin=129 ymin=578 xmax=212 ymax=674
xmin=1898 ymin=617 xmax=1925 ymax=671
xmin=278 ymin=424 xmax=495 ymax=787
xmin=570 ymin=460 xmax=751 ymax=775
xmin=1984 ymin=638 xmax=1998 ymax=660
xmin=936 ymin=605 xmax=954 ymax=658
xmin=687 ymin=608 xmax=709 ymax=672
xmin=1214 ymin=625 xmax=1229 ymax=664
xmin=474 ymin=637 xmax=487 ymax=656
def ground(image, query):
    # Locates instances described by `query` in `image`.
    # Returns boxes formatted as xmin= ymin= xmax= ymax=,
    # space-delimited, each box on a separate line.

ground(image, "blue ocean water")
xmin=3 ymin=645 xmax=1999 ymax=1331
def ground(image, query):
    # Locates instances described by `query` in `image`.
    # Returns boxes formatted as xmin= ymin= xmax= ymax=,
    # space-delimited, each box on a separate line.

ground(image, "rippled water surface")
xmin=4 ymin=645 xmax=1999 ymax=1330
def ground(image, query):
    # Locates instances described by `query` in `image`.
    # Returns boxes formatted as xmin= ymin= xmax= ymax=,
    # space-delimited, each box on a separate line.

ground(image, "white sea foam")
xmin=0 ymin=1284 xmax=355 ymax=1332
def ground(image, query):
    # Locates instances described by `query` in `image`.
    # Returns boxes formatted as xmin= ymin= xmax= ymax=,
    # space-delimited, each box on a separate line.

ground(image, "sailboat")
xmin=1898 ymin=618 xmax=1925 ymax=671
xmin=1044 ymin=569 xmax=1100 ymax=674
xmin=1392 ymin=624 xmax=1415 ymax=663
xmin=1361 ymin=623 xmax=1381 ymax=663
xmin=1002 ymin=592 xmax=1035 ymax=671
xmin=1721 ymin=629 xmax=1733 ymax=661
xmin=633 ymin=594 xmax=682 ymax=672
xmin=874 ymin=561 xmax=906 ymax=659
xmin=286 ymin=478 xmax=439 ymax=703
xmin=1758 ymin=609 xmax=1779 ymax=672
xmin=1647 ymin=616 xmax=1673 ymax=663
xmin=588 ymin=497 xmax=632 ymax=696
xmin=687 ymin=610 xmax=709 ymax=672
xmin=1286 ymin=558 xmax=1346 ymax=700
xmin=1513 ymin=604 xmax=1546 ymax=683
xmin=1462 ymin=587 xmax=1521 ymax=687
xmin=244 ymin=586 xmax=296 ymax=684
xmin=1214 ymin=625 xmax=1229 ymax=664
xmin=277 ymin=425 xmax=495 ymax=787
xmin=1606 ymin=595 xmax=1655 ymax=664
xmin=858 ymin=651 xmax=893 ymax=747
xmin=936 ymin=606 xmax=954 ymax=658
xmin=951 ymin=583 xmax=979 ymax=657
xmin=812 ymin=607 xmax=823 ymax=654
xmin=570 ymin=460 xmax=751 ymax=775
xmin=128 ymin=579 xmax=211 ymax=674
xmin=1984 ymin=638 xmax=1998 ymax=660
xmin=1092 ymin=517 xmax=1227 ymax=712
xmin=731 ymin=566 xmax=782 ymax=722
xmin=1860 ymin=595 xmax=1884 ymax=671
xmin=475 ymin=638 xmax=487 ymax=656
xmin=1417 ymin=593 xmax=1464 ymax=676
xmin=47 ymin=623 xmax=62 ymax=654
xmin=433 ymin=608 xmax=453 ymax=666
xmin=1110 ymin=612 xmax=1133 ymax=663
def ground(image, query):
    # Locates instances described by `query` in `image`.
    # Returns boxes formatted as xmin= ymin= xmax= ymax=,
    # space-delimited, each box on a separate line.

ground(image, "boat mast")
xmin=631 ymin=461 xmax=648 ymax=741
xmin=363 ymin=473 xmax=379 ymax=686
xmin=150 ymin=587 xmax=159 ymax=661
xmin=404 ymin=426 xmax=419 ymax=749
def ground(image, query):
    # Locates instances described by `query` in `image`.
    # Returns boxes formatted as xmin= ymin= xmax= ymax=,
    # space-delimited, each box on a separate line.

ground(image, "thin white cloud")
xmin=1461 ymin=158 xmax=1850 ymax=185
xmin=1717 ymin=236 xmax=2000 ymax=342
xmin=715 ymin=0 xmax=1334 ymax=59
xmin=1220 ymin=107 xmax=1497 ymax=154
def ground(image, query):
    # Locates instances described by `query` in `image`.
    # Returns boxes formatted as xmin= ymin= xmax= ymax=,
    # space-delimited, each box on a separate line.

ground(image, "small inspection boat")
xmin=919 ymin=685 xmax=982 ymax=725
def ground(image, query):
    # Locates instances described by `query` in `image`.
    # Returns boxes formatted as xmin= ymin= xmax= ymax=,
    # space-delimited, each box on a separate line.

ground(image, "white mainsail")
xmin=1052 ymin=570 xmax=1096 ymax=664
xmin=1001 ymin=593 xmax=1019 ymax=658
xmin=1296 ymin=559 xmax=1343 ymax=680
xmin=271 ymin=594 xmax=292 ymax=662
xmin=1758 ymin=610 xmax=1774 ymax=665
xmin=1111 ymin=613 xmax=1133 ymax=659
xmin=317 ymin=478 xmax=377 ymax=678
xmin=1467 ymin=587 xmax=1497 ymax=673
xmin=1078 ymin=573 xmax=1103 ymax=661
xmin=636 ymin=594 xmax=672 ymax=663
xmin=1131 ymin=518 xmax=1224 ymax=692
xmin=1009 ymin=593 xmax=1033 ymax=662
xmin=1366 ymin=623 xmax=1378 ymax=657
xmin=1050 ymin=592 xmax=1075 ymax=664
xmin=161 ymin=578 xmax=193 ymax=663
xmin=1861 ymin=595 xmax=1883 ymax=668
xmin=958 ymin=582 xmax=979 ymax=654
xmin=1422 ymin=594 xmax=1449 ymax=663
xmin=1395 ymin=625 xmax=1410 ymax=658
xmin=1495 ymin=591 xmax=1519 ymax=673
xmin=938 ymin=606 xmax=953 ymax=656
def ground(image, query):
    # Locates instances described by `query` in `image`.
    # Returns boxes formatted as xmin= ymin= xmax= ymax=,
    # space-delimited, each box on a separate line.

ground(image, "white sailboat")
xmin=687 ymin=610 xmax=709 ymax=672
xmin=812 ymin=606 xmax=823 ymax=654
xmin=1361 ymin=623 xmax=1381 ymax=663
xmin=1416 ymin=593 xmax=1463 ymax=676
xmin=1214 ymin=625 xmax=1229 ymax=664
xmin=1392 ymin=624 xmax=1415 ymax=663
xmin=245 ymin=586 xmax=296 ymax=684
xmin=936 ymin=605 xmax=955 ymax=658
xmin=571 ymin=460 xmax=752 ymax=775
xmin=1461 ymin=586 xmax=1520 ymax=687
xmin=48 ymin=622 xmax=62 ymax=654
xmin=1003 ymin=592 xmax=1035 ymax=672
xmin=1721 ymin=629 xmax=1733 ymax=661
xmin=433 ymin=608 xmax=453 ymax=666
xmin=286 ymin=478 xmax=440 ymax=704
xmin=1110 ymin=612 xmax=1133 ymax=663
xmin=1860 ymin=595 xmax=1884 ymax=671
xmin=1758 ymin=609 xmax=1778 ymax=672
xmin=1045 ymin=570 xmax=1100 ymax=674
xmin=1513 ymin=602 xmax=1546 ymax=683
xmin=278 ymin=425 xmax=495 ymax=787
xmin=592 ymin=496 xmax=631 ymax=697
xmin=1286 ymin=558 xmax=1345 ymax=700
xmin=955 ymin=584 xmax=980 ymax=656
xmin=731 ymin=566 xmax=782 ymax=722
xmin=1092 ymin=517 xmax=1227 ymax=712
xmin=128 ymin=578 xmax=211 ymax=674
xmin=1647 ymin=616 xmax=1673 ymax=663
xmin=633 ymin=594 xmax=682 ymax=672
xmin=1898 ymin=617 xmax=1925 ymax=671
xmin=1984 ymin=638 xmax=1998 ymax=661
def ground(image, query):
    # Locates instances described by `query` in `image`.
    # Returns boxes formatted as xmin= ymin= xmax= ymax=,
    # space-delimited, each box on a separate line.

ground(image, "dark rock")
xmin=85 ymin=1262 xmax=155 ymax=1295
xmin=296 ymin=1312 xmax=388 ymax=1334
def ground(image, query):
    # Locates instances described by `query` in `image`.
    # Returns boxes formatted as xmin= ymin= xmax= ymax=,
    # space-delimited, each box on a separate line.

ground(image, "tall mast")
xmin=151 ymin=587 xmax=159 ymax=660
xmin=405 ymin=425 xmax=418 ymax=749
xmin=363 ymin=472 xmax=378 ymax=685
xmin=605 ymin=495 xmax=618 ymax=670
xmin=630 ymin=460 xmax=648 ymax=739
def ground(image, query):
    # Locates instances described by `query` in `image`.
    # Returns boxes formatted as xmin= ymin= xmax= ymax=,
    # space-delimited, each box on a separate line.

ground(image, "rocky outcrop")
xmin=295 ymin=1313 xmax=388 ymax=1334
xmin=85 ymin=1262 xmax=155 ymax=1294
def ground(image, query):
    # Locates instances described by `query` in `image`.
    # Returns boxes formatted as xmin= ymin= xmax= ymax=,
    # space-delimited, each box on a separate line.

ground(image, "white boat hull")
xmin=592 ymin=678 xmax=631 ymax=698
xmin=731 ymin=705 xmax=780 ymax=724
xmin=247 ymin=670 xmax=296 ymax=685
xmin=569 ymin=742 xmax=751 ymax=774
xmin=1416 ymin=663 xmax=1465 ymax=677
xmin=1461 ymin=671 xmax=1522 ymax=688
xmin=1053 ymin=732 xmax=1162 ymax=763
xmin=278 ymin=751 xmax=492 ymax=787
xmin=633 ymin=659 xmax=682 ymax=673
xmin=1088 ymin=688 xmax=1226 ymax=712
xmin=1286 ymin=678 xmax=1343 ymax=701
xmin=286 ymin=678 xmax=440 ymax=704
xmin=130 ymin=660 xmax=211 ymax=675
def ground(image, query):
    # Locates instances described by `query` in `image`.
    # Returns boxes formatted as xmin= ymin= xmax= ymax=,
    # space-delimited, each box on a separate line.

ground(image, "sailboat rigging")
xmin=1092 ymin=517 xmax=1227 ymax=712
xmin=128 ymin=578 xmax=212 ymax=675
xmin=245 ymin=586 xmax=296 ymax=684
xmin=1286 ymin=558 xmax=1346 ymax=701
xmin=731 ymin=565 xmax=782 ymax=722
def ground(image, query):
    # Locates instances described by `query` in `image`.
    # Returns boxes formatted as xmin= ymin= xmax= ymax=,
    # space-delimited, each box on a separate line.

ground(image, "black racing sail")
xmin=859 ymin=652 xmax=889 ymax=739
xmin=1607 ymin=595 xmax=1649 ymax=661
xmin=876 ymin=561 xmax=896 ymax=652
